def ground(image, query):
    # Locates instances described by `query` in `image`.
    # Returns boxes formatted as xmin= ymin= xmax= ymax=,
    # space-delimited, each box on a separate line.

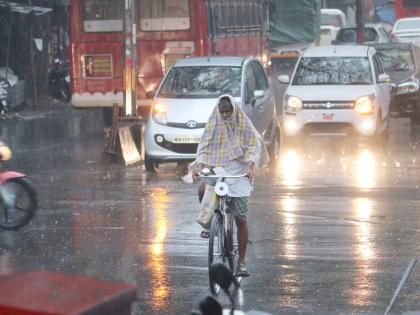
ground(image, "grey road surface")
xmin=0 ymin=110 xmax=419 ymax=315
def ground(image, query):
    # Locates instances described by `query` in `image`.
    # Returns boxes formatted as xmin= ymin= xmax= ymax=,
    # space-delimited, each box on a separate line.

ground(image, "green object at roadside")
xmin=269 ymin=0 xmax=321 ymax=46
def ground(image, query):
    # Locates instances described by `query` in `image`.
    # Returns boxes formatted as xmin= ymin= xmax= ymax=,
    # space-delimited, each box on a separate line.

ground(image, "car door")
xmin=373 ymin=53 xmax=390 ymax=120
xmin=251 ymin=60 xmax=275 ymax=136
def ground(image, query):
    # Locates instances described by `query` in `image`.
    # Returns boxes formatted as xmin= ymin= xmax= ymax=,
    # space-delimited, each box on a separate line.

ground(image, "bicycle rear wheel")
xmin=208 ymin=212 xmax=227 ymax=295
xmin=0 ymin=178 xmax=38 ymax=230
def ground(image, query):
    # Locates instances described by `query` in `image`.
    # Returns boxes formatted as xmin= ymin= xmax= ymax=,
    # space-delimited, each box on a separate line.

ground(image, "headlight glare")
xmin=285 ymin=95 xmax=302 ymax=112
xmin=355 ymin=95 xmax=374 ymax=114
xmin=152 ymin=103 xmax=167 ymax=125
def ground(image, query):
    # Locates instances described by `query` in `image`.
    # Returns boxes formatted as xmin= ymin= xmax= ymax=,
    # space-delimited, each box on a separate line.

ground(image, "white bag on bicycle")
xmin=196 ymin=184 xmax=218 ymax=229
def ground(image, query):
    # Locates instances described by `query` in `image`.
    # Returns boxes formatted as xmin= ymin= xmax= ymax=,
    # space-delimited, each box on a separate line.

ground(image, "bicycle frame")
xmin=199 ymin=172 xmax=247 ymax=295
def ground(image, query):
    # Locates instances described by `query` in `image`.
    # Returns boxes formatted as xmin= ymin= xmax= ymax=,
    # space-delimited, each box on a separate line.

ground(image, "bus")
xmin=68 ymin=0 xmax=270 ymax=118
xmin=395 ymin=0 xmax=420 ymax=19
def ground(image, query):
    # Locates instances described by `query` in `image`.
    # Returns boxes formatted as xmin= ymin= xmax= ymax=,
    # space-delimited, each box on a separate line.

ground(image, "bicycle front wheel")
xmin=208 ymin=212 xmax=227 ymax=295
xmin=0 ymin=178 xmax=38 ymax=230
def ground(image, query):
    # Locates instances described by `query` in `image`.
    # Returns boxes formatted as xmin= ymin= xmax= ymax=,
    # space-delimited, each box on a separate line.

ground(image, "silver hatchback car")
xmin=144 ymin=56 xmax=280 ymax=172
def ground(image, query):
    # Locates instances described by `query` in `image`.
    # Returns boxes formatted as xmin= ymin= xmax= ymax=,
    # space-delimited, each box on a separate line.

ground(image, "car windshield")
xmin=337 ymin=28 xmax=377 ymax=42
xmin=292 ymin=57 xmax=373 ymax=85
xmin=395 ymin=19 xmax=420 ymax=30
xmin=157 ymin=66 xmax=242 ymax=98
xmin=376 ymin=49 xmax=415 ymax=71
xmin=321 ymin=14 xmax=343 ymax=27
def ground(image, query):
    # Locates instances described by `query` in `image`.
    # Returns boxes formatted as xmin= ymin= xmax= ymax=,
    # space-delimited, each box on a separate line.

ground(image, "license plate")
xmin=172 ymin=136 xmax=201 ymax=143
xmin=322 ymin=113 xmax=335 ymax=120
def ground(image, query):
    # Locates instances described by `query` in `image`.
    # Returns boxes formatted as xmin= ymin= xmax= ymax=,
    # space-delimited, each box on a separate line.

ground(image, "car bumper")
xmin=144 ymin=119 xmax=204 ymax=162
xmin=282 ymin=109 xmax=378 ymax=138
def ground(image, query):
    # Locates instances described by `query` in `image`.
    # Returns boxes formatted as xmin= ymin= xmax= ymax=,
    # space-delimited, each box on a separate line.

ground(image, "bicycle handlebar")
xmin=197 ymin=173 xmax=248 ymax=179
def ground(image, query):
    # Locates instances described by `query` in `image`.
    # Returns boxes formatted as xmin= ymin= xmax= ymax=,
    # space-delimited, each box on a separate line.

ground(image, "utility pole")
xmin=123 ymin=0 xmax=136 ymax=118
xmin=28 ymin=0 xmax=37 ymax=110
xmin=356 ymin=0 xmax=365 ymax=43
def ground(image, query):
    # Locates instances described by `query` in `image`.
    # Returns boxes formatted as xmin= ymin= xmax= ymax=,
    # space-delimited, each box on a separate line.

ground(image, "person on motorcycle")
xmin=192 ymin=94 xmax=269 ymax=277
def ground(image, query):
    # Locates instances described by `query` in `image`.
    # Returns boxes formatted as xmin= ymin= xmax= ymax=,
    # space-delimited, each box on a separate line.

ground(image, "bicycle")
xmin=198 ymin=169 xmax=248 ymax=295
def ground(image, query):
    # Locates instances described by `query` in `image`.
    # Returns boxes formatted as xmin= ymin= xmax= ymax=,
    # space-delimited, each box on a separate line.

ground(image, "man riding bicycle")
xmin=193 ymin=94 xmax=268 ymax=277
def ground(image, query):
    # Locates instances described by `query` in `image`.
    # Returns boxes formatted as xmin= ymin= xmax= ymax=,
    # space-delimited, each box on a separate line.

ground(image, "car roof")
xmin=395 ymin=17 xmax=420 ymax=23
xmin=173 ymin=56 xmax=247 ymax=67
xmin=302 ymin=45 xmax=372 ymax=57
xmin=321 ymin=8 xmax=345 ymax=15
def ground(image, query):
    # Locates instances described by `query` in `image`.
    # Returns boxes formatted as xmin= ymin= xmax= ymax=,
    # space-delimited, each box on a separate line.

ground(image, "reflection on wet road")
xmin=0 ymin=116 xmax=419 ymax=314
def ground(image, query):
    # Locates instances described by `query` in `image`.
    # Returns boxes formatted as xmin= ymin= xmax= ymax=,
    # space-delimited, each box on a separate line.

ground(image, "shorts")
xmin=228 ymin=197 xmax=249 ymax=219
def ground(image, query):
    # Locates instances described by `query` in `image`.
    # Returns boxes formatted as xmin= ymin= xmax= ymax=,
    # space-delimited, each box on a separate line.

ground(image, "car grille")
xmin=303 ymin=122 xmax=354 ymax=136
xmin=157 ymin=141 xmax=198 ymax=154
xmin=303 ymin=101 xmax=354 ymax=110
xmin=166 ymin=122 xmax=206 ymax=129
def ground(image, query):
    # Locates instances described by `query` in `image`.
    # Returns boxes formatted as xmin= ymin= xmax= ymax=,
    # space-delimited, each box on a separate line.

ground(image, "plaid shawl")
xmin=196 ymin=94 xmax=269 ymax=167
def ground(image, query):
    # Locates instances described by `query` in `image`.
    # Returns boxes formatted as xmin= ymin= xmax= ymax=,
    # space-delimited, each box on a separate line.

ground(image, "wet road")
xmin=0 ymin=111 xmax=419 ymax=315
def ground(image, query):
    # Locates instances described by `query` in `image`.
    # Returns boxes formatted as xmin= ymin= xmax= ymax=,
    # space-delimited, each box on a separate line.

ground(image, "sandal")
xmin=200 ymin=230 xmax=210 ymax=239
xmin=235 ymin=263 xmax=250 ymax=277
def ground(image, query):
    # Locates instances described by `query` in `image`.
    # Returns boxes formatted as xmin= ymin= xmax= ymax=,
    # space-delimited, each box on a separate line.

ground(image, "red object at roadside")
xmin=0 ymin=270 xmax=137 ymax=315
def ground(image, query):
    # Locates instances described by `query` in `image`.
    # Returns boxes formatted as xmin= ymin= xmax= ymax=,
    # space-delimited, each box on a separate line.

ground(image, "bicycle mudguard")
xmin=0 ymin=171 xmax=26 ymax=184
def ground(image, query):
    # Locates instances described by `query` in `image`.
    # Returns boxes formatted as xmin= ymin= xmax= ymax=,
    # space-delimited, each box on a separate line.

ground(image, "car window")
xmin=376 ymin=48 xmax=415 ymax=72
xmin=292 ymin=56 xmax=373 ymax=85
xmin=251 ymin=61 xmax=269 ymax=91
xmin=337 ymin=28 xmax=377 ymax=42
xmin=321 ymin=14 xmax=343 ymax=27
xmin=372 ymin=54 xmax=384 ymax=81
xmin=395 ymin=19 xmax=420 ymax=31
xmin=157 ymin=65 xmax=241 ymax=98
xmin=244 ymin=65 xmax=257 ymax=104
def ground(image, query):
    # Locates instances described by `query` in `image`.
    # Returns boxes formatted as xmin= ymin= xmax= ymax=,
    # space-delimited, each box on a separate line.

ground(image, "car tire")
xmin=145 ymin=154 xmax=159 ymax=172
xmin=268 ymin=131 xmax=281 ymax=168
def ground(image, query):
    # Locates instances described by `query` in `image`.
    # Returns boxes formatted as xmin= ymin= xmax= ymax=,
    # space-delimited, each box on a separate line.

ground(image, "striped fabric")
xmin=196 ymin=94 xmax=269 ymax=167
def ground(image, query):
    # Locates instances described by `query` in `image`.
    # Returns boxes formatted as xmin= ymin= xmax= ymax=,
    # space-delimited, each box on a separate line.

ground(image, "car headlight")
xmin=152 ymin=102 xmax=167 ymax=125
xmin=355 ymin=95 xmax=374 ymax=115
xmin=396 ymin=80 xmax=419 ymax=95
xmin=285 ymin=95 xmax=302 ymax=113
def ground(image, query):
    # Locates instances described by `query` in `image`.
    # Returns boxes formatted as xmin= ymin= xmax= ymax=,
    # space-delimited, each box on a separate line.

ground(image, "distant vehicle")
xmin=278 ymin=45 xmax=390 ymax=144
xmin=373 ymin=42 xmax=420 ymax=125
xmin=143 ymin=56 xmax=280 ymax=172
xmin=332 ymin=24 xmax=389 ymax=44
xmin=395 ymin=0 xmax=420 ymax=20
xmin=390 ymin=17 xmax=420 ymax=43
xmin=68 ymin=0 xmax=270 ymax=119
xmin=320 ymin=9 xmax=347 ymax=45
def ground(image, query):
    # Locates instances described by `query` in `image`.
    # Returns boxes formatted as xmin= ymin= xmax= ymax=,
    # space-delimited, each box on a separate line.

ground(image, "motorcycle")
xmin=0 ymin=143 xmax=38 ymax=230
xmin=191 ymin=263 xmax=272 ymax=315
xmin=0 ymin=80 xmax=8 ymax=115
xmin=48 ymin=57 xmax=71 ymax=102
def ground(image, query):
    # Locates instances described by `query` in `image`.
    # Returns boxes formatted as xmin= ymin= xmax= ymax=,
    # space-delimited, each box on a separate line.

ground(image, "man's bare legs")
xmin=235 ymin=217 xmax=248 ymax=265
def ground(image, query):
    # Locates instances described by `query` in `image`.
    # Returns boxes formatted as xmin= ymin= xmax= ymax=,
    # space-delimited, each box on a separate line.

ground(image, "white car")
xmin=390 ymin=17 xmax=420 ymax=43
xmin=144 ymin=56 xmax=280 ymax=172
xmin=320 ymin=9 xmax=347 ymax=45
xmin=278 ymin=45 xmax=390 ymax=144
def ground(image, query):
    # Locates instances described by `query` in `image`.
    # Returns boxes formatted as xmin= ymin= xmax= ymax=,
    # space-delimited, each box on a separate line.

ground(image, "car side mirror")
xmin=253 ymin=90 xmax=264 ymax=99
xmin=278 ymin=75 xmax=290 ymax=84
xmin=146 ymin=90 xmax=156 ymax=98
xmin=378 ymin=73 xmax=390 ymax=83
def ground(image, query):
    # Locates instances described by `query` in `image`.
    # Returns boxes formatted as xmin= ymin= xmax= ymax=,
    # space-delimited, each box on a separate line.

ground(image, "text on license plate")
xmin=172 ymin=136 xmax=201 ymax=143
